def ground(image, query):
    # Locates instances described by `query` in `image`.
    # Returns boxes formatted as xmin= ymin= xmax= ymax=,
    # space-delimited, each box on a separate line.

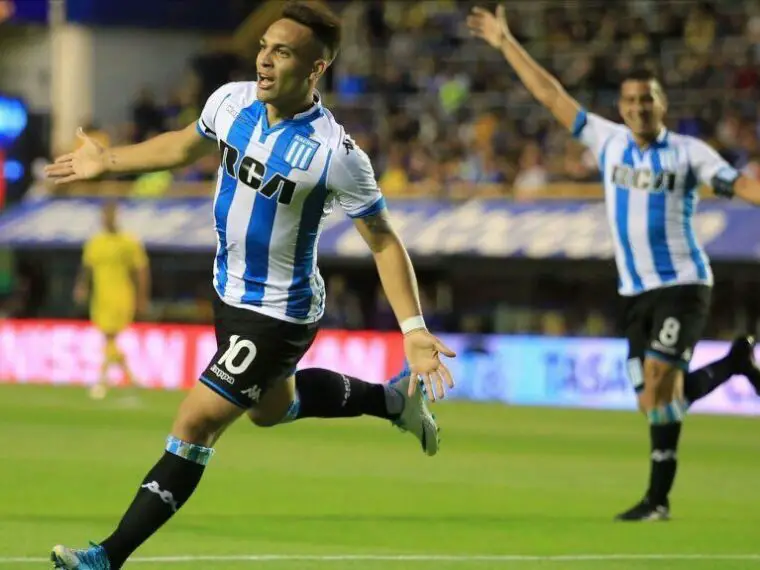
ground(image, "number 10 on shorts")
xmin=218 ymin=335 xmax=257 ymax=374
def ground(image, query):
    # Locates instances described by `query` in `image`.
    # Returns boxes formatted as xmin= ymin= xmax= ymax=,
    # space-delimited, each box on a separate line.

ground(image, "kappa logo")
xmin=141 ymin=481 xmax=180 ymax=513
xmin=241 ymin=385 xmax=262 ymax=403
xmin=342 ymin=134 xmax=355 ymax=155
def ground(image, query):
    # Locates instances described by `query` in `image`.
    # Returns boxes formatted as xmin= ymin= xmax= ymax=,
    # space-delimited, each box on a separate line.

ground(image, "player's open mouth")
xmin=258 ymin=75 xmax=275 ymax=89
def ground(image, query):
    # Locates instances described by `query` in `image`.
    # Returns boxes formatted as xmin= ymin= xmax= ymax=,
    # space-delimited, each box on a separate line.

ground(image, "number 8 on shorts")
xmin=658 ymin=317 xmax=681 ymax=348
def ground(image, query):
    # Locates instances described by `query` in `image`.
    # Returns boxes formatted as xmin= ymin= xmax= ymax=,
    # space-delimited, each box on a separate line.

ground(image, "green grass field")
xmin=2 ymin=384 xmax=759 ymax=569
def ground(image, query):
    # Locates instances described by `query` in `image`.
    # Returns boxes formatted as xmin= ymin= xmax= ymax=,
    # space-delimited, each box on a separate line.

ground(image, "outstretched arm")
xmin=353 ymin=209 xmax=456 ymax=400
xmin=330 ymin=133 xmax=456 ymax=399
xmin=45 ymin=123 xmax=217 ymax=184
xmin=353 ymin=210 xmax=423 ymax=329
xmin=467 ymin=5 xmax=580 ymax=131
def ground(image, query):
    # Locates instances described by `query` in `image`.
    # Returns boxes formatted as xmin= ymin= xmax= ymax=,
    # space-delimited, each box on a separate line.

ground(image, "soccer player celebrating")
xmin=74 ymin=200 xmax=149 ymax=400
xmin=468 ymin=5 xmax=760 ymax=521
xmin=46 ymin=2 xmax=455 ymax=568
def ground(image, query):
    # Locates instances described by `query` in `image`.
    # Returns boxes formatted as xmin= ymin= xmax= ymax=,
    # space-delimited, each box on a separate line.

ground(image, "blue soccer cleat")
xmin=51 ymin=543 xmax=110 ymax=569
xmin=388 ymin=364 xmax=440 ymax=456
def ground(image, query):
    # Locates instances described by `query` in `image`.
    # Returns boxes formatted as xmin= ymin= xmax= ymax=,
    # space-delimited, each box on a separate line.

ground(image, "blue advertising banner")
xmin=0 ymin=197 xmax=758 ymax=260
xmin=436 ymin=334 xmax=760 ymax=416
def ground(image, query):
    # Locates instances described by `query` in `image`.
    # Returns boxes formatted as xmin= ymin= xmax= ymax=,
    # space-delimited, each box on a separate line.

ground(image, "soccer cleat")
xmin=51 ymin=543 xmax=110 ymax=569
xmin=614 ymin=498 xmax=670 ymax=522
xmin=388 ymin=365 xmax=440 ymax=457
xmin=727 ymin=335 xmax=760 ymax=395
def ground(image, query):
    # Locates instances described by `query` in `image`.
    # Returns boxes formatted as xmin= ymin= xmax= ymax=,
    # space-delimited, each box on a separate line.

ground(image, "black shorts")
xmin=200 ymin=296 xmax=319 ymax=409
xmin=619 ymin=284 xmax=711 ymax=391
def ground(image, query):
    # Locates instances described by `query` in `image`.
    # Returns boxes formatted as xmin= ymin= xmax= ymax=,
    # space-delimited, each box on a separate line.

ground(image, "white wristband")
xmin=400 ymin=316 xmax=426 ymax=335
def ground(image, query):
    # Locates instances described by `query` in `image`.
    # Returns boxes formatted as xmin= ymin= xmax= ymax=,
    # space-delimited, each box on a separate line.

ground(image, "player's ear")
xmin=310 ymin=59 xmax=328 ymax=82
xmin=653 ymin=81 xmax=668 ymax=112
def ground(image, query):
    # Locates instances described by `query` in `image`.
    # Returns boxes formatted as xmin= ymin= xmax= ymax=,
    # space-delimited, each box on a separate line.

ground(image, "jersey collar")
xmin=291 ymin=90 xmax=323 ymax=121
xmin=260 ymin=90 xmax=323 ymax=134
xmin=627 ymin=126 xmax=669 ymax=152
xmin=653 ymin=127 xmax=669 ymax=148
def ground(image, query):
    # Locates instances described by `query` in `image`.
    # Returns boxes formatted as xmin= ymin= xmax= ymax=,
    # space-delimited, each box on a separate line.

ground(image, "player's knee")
xmin=172 ymin=401 xmax=230 ymax=445
xmin=171 ymin=412 xmax=220 ymax=445
xmin=647 ymin=398 xmax=687 ymax=425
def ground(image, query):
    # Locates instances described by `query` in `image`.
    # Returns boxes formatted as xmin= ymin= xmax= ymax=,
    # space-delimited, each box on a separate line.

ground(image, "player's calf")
xmin=61 ymin=383 xmax=243 ymax=569
xmin=265 ymin=366 xmax=439 ymax=455
xmin=618 ymin=358 xmax=684 ymax=521
xmin=684 ymin=335 xmax=760 ymax=403
xmin=242 ymin=368 xmax=402 ymax=427
xmin=285 ymin=367 xmax=404 ymax=421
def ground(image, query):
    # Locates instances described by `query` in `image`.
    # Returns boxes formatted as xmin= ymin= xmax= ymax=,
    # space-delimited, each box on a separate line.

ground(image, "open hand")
xmin=403 ymin=330 xmax=456 ymax=401
xmin=467 ymin=5 xmax=510 ymax=49
xmin=44 ymin=128 xmax=108 ymax=184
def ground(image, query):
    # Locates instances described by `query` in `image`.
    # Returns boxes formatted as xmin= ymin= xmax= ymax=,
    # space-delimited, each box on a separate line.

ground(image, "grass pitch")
xmin=1 ymin=384 xmax=758 ymax=569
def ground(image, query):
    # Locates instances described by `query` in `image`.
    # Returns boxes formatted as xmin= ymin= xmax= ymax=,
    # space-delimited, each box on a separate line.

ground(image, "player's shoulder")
xmin=573 ymin=109 xmax=628 ymax=151
xmin=308 ymin=107 xmax=370 ymax=167
xmin=666 ymin=131 xmax=712 ymax=151
xmin=307 ymin=103 xmax=343 ymax=148
xmin=327 ymin=128 xmax=373 ymax=179
xmin=577 ymin=109 xmax=627 ymax=133
xmin=206 ymin=81 xmax=257 ymax=105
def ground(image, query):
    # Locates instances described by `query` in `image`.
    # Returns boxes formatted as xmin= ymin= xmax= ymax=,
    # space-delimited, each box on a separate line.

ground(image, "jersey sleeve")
xmin=686 ymin=137 xmax=740 ymax=191
xmin=571 ymin=108 xmax=627 ymax=160
xmin=327 ymin=133 xmax=386 ymax=218
xmin=196 ymin=83 xmax=236 ymax=141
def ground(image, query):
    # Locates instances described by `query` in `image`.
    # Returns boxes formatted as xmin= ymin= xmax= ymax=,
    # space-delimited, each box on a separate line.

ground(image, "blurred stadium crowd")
xmin=5 ymin=0 xmax=760 ymax=339
xmin=58 ymin=0 xmax=760 ymax=200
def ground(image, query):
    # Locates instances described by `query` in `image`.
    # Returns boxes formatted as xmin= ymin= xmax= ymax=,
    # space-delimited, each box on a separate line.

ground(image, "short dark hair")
xmin=620 ymin=68 xmax=661 ymax=86
xmin=281 ymin=1 xmax=342 ymax=61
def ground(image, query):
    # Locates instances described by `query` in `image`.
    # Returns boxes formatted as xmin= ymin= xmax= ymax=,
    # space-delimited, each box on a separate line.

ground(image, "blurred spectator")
xmin=322 ymin=275 xmax=364 ymax=330
xmin=131 ymin=88 xmax=166 ymax=142
xmin=379 ymin=145 xmax=410 ymax=196
xmin=513 ymin=142 xmax=549 ymax=198
xmin=40 ymin=0 xmax=760 ymax=200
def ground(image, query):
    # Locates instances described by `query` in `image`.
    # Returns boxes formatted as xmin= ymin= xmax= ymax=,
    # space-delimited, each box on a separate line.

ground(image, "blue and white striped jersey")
xmin=196 ymin=82 xmax=385 ymax=323
xmin=572 ymin=108 xmax=739 ymax=296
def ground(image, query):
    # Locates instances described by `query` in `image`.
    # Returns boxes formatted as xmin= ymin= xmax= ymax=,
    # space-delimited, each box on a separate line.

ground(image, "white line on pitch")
xmin=9 ymin=553 xmax=760 ymax=564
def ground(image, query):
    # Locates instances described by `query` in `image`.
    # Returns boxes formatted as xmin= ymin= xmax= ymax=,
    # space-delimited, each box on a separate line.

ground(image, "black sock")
xmin=684 ymin=356 xmax=734 ymax=404
xmin=100 ymin=451 xmax=206 ymax=568
xmin=646 ymin=422 xmax=682 ymax=507
xmin=294 ymin=368 xmax=403 ymax=420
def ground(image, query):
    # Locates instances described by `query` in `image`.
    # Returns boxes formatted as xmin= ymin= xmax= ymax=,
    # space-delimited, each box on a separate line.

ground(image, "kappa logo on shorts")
xmin=210 ymin=364 xmax=235 ymax=385
xmin=241 ymin=385 xmax=262 ymax=403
